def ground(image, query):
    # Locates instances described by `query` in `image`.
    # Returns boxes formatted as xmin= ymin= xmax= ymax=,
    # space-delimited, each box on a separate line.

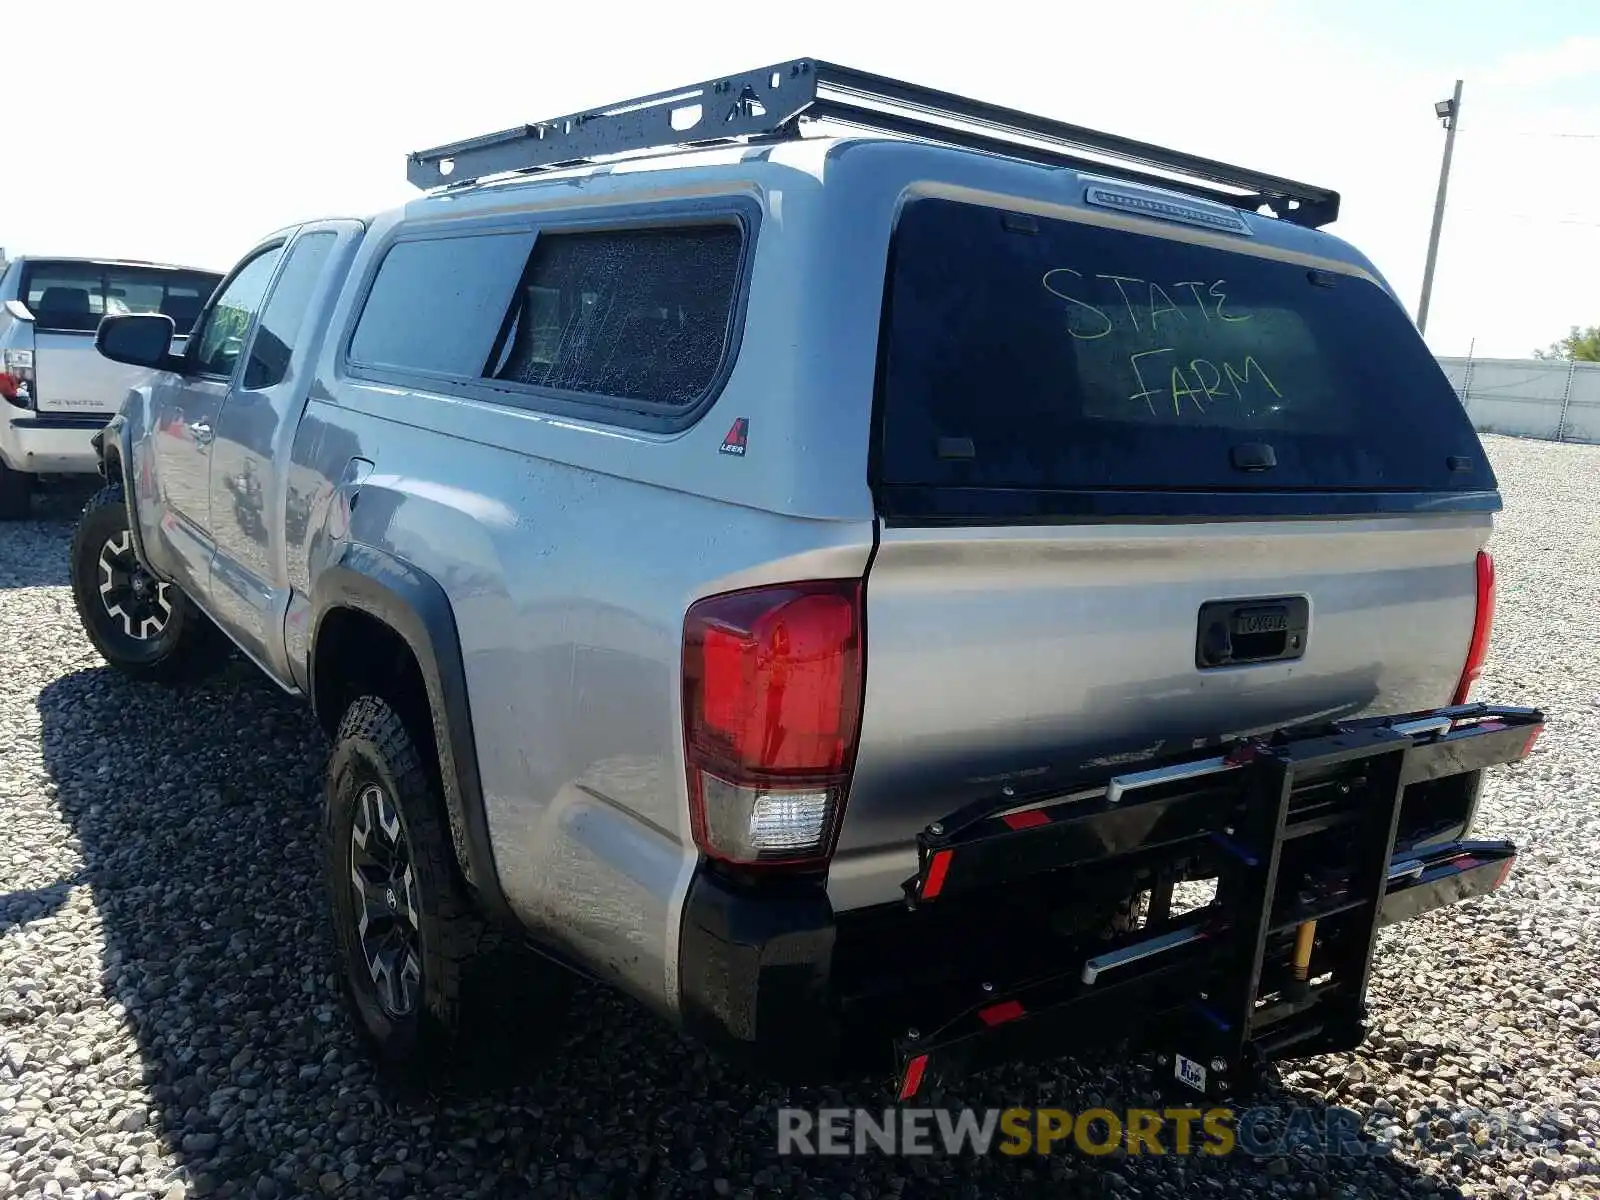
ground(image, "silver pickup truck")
xmin=0 ymin=255 xmax=221 ymax=517
xmin=69 ymin=61 xmax=1544 ymax=1101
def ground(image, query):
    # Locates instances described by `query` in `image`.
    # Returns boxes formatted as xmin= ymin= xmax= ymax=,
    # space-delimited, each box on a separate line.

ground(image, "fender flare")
xmin=309 ymin=543 xmax=513 ymax=926
xmin=91 ymin=414 xmax=158 ymax=575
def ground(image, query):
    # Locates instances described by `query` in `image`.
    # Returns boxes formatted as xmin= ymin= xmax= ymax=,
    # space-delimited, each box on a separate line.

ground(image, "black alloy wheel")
xmin=95 ymin=528 xmax=174 ymax=642
xmin=348 ymin=781 xmax=424 ymax=1018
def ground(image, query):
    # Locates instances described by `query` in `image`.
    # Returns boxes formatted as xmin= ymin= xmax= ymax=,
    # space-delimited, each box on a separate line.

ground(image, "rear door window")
xmin=21 ymin=263 xmax=223 ymax=335
xmin=875 ymin=197 xmax=1494 ymax=507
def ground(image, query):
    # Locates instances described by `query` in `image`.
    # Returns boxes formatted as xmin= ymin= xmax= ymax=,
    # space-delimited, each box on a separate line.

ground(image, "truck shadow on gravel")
xmin=33 ymin=663 xmax=1460 ymax=1200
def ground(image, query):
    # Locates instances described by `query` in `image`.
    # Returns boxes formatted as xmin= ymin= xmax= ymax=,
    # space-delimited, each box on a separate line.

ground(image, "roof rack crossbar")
xmin=803 ymin=97 xmax=1274 ymax=217
xmin=406 ymin=59 xmax=1340 ymax=228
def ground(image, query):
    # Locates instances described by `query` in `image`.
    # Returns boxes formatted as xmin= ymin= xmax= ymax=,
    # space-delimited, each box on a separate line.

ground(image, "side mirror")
xmin=96 ymin=313 xmax=181 ymax=371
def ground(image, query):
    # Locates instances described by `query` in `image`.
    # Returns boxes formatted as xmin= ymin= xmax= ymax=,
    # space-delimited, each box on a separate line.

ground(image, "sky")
xmin=3 ymin=0 xmax=1597 ymax=359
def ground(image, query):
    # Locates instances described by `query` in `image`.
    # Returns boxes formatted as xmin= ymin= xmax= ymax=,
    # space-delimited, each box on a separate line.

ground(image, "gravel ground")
xmin=1 ymin=435 xmax=1597 ymax=1200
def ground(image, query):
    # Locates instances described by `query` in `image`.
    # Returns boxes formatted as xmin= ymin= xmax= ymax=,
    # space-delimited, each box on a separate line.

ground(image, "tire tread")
xmin=327 ymin=695 xmax=507 ymax=1076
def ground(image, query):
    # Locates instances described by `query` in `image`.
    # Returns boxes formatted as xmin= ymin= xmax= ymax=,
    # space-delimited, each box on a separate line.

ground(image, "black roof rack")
xmin=406 ymin=59 xmax=1340 ymax=229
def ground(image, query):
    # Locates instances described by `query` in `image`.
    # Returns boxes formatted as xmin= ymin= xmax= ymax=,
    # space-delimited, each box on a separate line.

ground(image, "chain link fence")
xmin=1435 ymin=354 xmax=1600 ymax=444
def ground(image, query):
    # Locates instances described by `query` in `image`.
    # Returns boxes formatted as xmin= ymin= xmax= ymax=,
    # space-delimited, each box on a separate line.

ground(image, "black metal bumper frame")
xmin=889 ymin=702 xmax=1543 ymax=1100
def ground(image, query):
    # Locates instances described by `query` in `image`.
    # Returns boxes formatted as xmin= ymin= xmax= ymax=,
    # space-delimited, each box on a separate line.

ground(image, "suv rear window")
xmin=21 ymin=262 xmax=222 ymax=335
xmin=875 ymin=197 xmax=1495 ymax=512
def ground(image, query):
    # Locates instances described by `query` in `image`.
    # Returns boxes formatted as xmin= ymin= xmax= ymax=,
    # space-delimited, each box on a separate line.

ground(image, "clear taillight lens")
xmin=682 ymin=580 xmax=865 ymax=867
xmin=696 ymin=776 xmax=832 ymax=860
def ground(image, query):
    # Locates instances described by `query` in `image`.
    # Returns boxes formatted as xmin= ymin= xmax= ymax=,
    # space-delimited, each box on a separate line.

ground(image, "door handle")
xmin=188 ymin=422 xmax=214 ymax=446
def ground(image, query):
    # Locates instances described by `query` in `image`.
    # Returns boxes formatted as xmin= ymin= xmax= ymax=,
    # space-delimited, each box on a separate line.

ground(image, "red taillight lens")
xmin=683 ymin=580 xmax=864 ymax=866
xmin=1 ymin=350 xmax=35 ymax=408
xmin=1452 ymin=550 xmax=1496 ymax=705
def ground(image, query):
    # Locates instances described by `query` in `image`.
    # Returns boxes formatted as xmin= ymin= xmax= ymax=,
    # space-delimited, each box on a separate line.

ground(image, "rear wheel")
xmin=325 ymin=694 xmax=569 ymax=1078
xmin=69 ymin=484 xmax=222 ymax=682
xmin=0 ymin=460 xmax=30 ymax=520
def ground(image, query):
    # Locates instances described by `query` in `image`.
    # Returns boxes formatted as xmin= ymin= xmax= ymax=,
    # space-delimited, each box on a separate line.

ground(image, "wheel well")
xmin=312 ymin=607 xmax=441 ymax=786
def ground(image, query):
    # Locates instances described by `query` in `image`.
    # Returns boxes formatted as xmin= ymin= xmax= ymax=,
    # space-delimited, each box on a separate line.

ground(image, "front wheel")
xmin=69 ymin=484 xmax=222 ymax=682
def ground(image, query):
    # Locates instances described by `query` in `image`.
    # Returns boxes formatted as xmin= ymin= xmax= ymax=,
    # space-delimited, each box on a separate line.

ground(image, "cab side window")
xmin=191 ymin=248 xmax=284 ymax=379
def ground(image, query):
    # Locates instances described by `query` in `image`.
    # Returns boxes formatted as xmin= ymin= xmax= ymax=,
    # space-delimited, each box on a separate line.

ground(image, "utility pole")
xmin=1417 ymin=79 xmax=1463 ymax=337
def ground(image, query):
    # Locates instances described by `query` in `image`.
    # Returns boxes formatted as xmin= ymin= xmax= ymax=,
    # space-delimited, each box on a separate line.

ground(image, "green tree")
xmin=1532 ymin=324 xmax=1600 ymax=362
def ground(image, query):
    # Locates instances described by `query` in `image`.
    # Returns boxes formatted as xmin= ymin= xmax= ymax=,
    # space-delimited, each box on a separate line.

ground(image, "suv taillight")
xmin=682 ymin=579 xmax=865 ymax=867
xmin=1453 ymin=550 xmax=1496 ymax=705
xmin=0 ymin=349 xmax=34 ymax=409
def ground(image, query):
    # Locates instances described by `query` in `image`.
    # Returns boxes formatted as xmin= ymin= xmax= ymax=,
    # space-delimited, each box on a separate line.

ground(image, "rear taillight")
xmin=1452 ymin=550 xmax=1496 ymax=705
xmin=682 ymin=579 xmax=865 ymax=867
xmin=0 ymin=349 xmax=34 ymax=409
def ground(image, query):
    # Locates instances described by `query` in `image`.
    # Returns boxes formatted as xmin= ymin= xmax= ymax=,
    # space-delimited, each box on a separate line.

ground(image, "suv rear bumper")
xmin=676 ymin=702 xmax=1542 ymax=1091
xmin=0 ymin=411 xmax=107 ymax=474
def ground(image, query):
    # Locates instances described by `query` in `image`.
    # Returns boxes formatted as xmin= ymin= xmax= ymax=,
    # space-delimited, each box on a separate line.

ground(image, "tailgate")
xmin=32 ymin=330 xmax=163 ymax=416
xmin=19 ymin=259 xmax=216 ymax=415
xmin=832 ymin=514 xmax=1486 ymax=907
xmin=828 ymin=190 xmax=1499 ymax=912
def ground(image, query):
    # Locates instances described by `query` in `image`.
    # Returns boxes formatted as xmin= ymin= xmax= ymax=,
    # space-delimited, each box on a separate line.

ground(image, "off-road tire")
xmin=325 ymin=695 xmax=570 ymax=1080
xmin=0 ymin=460 xmax=30 ymax=520
xmin=69 ymin=484 xmax=223 ymax=682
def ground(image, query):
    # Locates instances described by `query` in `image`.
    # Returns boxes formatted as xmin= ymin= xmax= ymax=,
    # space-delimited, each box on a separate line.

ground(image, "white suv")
xmin=0 ymin=256 xmax=221 ymax=516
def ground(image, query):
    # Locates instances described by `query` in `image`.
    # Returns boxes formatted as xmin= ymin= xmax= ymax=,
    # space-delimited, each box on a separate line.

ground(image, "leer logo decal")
xmin=720 ymin=417 xmax=749 ymax=457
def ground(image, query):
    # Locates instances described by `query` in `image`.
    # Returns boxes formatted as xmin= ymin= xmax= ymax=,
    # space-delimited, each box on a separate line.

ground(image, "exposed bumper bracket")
xmin=891 ymin=702 xmax=1541 ymax=1100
